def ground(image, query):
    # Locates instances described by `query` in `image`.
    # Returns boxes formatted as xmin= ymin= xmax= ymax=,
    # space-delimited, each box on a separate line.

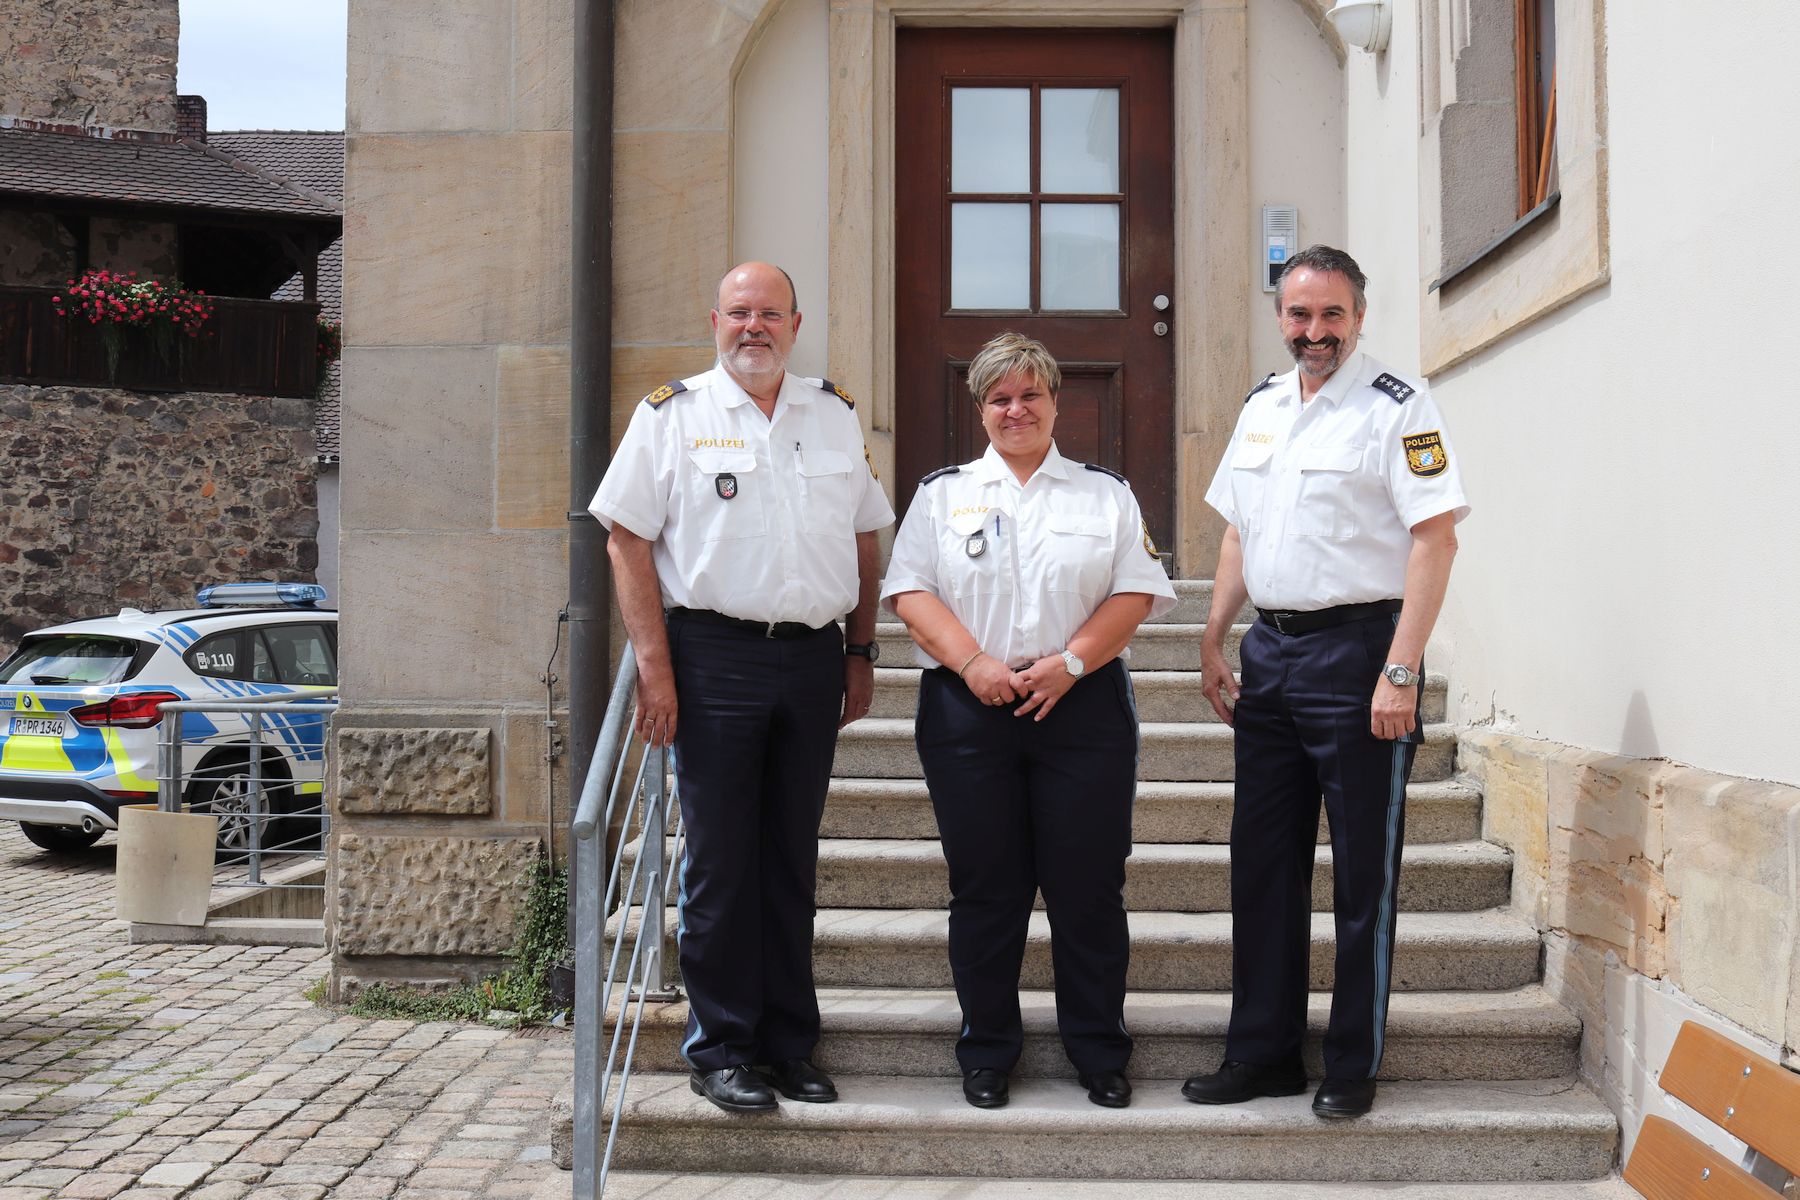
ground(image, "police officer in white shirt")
xmin=882 ymin=333 xmax=1176 ymax=1112
xmin=1181 ymin=247 xmax=1469 ymax=1119
xmin=589 ymin=262 xmax=894 ymax=1114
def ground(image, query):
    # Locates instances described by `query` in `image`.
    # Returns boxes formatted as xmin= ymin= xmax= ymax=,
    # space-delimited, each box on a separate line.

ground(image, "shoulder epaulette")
xmin=643 ymin=379 xmax=688 ymax=409
xmin=1084 ymin=462 xmax=1127 ymax=485
xmin=918 ymin=465 xmax=961 ymax=487
xmin=1370 ymin=372 xmax=1417 ymax=404
xmin=814 ymin=377 xmax=856 ymax=410
xmin=1243 ymin=373 xmax=1276 ymax=405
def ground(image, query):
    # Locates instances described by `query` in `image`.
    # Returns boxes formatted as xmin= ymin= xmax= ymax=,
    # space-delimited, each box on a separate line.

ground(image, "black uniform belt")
xmin=665 ymin=606 xmax=831 ymax=640
xmin=1256 ymin=599 xmax=1402 ymax=636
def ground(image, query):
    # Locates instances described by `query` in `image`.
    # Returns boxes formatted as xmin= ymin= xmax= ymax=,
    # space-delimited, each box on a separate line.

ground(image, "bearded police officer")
xmin=590 ymin=262 xmax=894 ymax=1113
xmin=1181 ymin=246 xmax=1469 ymax=1119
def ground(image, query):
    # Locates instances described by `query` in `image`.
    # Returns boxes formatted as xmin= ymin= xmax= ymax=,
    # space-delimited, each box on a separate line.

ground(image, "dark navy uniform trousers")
xmin=667 ymin=613 xmax=844 ymax=1072
xmin=916 ymin=659 xmax=1138 ymax=1075
xmin=1226 ymin=611 xmax=1421 ymax=1080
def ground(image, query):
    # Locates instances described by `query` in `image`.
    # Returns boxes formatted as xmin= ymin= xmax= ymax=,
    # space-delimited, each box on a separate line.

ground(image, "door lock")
xmin=1152 ymin=321 xmax=1169 ymax=337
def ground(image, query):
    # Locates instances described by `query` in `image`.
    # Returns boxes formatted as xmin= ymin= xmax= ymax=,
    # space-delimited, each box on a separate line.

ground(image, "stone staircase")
xmin=563 ymin=580 xmax=1622 ymax=1187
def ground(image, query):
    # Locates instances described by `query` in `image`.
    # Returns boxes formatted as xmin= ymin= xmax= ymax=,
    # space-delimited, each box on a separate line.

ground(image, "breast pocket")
xmin=941 ymin=512 xmax=1012 ymax=601
xmin=798 ymin=449 xmax=855 ymax=537
xmin=1230 ymin=442 xmax=1274 ymax=530
xmin=1045 ymin=513 xmax=1112 ymax=601
xmin=685 ymin=449 xmax=766 ymax=541
xmin=1293 ymin=445 xmax=1361 ymax=539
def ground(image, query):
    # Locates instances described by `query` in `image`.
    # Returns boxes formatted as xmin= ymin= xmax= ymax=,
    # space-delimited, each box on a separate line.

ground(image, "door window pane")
xmin=951 ymin=203 xmax=1031 ymax=310
xmin=261 ymin=624 xmax=337 ymax=687
xmin=951 ymin=88 xmax=1029 ymax=193
xmin=1040 ymin=88 xmax=1120 ymax=194
xmin=1041 ymin=203 xmax=1120 ymax=310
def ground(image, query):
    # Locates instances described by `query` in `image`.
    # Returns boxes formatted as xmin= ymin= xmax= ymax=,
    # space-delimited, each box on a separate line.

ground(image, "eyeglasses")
xmin=718 ymin=308 xmax=793 ymax=326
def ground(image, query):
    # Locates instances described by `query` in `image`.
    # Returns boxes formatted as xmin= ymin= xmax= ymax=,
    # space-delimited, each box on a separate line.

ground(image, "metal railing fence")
xmin=156 ymin=692 xmax=336 ymax=887
xmin=571 ymin=644 xmax=684 ymax=1199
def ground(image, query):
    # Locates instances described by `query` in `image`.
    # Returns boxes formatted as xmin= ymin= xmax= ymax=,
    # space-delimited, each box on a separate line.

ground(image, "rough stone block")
xmin=335 ymin=727 xmax=492 ymax=816
xmin=340 ymin=346 xmax=496 ymax=531
xmin=345 ymin=133 xmax=571 ymax=346
xmin=1462 ymin=730 xmax=1552 ymax=927
xmin=333 ymin=832 xmax=542 ymax=956
xmin=1543 ymin=749 xmax=1669 ymax=976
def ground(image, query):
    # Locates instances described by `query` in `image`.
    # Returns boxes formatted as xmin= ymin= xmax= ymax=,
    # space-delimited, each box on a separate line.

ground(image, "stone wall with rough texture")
xmin=337 ymin=727 xmax=493 ymax=815
xmin=88 ymin=217 xmax=180 ymax=281
xmin=2 ymin=0 xmax=180 ymax=133
xmin=1459 ymin=729 xmax=1800 ymax=1159
xmin=0 ymin=384 xmax=319 ymax=643
xmin=0 ymin=212 xmax=78 ymax=287
xmin=332 ymin=832 xmax=542 ymax=958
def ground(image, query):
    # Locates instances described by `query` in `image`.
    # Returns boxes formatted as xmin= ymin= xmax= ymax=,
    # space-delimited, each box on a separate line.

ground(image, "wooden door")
xmin=895 ymin=27 xmax=1176 ymax=552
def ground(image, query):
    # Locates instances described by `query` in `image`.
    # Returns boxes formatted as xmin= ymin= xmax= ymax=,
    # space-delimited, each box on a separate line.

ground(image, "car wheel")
xmin=186 ymin=756 xmax=302 ymax=858
xmin=20 ymin=822 xmax=104 ymax=853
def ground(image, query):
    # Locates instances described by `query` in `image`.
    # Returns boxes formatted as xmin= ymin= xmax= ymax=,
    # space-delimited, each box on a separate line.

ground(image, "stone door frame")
xmin=811 ymin=0 xmax=1340 ymax=574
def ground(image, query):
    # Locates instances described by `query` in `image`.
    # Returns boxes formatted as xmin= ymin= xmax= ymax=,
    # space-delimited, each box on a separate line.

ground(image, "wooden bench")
xmin=1625 ymin=1021 xmax=1800 ymax=1198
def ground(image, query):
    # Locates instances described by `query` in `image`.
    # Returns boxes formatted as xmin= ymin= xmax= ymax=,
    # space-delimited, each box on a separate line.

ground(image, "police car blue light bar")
xmin=196 ymin=582 xmax=329 ymax=609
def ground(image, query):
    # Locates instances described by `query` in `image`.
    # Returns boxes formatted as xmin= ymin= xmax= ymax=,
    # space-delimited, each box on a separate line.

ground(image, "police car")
xmin=0 ymin=583 xmax=336 ymax=855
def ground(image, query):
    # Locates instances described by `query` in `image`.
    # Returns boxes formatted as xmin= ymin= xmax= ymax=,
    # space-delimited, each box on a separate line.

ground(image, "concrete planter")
xmin=115 ymin=804 xmax=217 ymax=926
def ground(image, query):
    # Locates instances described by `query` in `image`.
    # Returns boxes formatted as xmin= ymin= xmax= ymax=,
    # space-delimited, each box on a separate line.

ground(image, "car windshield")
xmin=0 ymin=636 xmax=145 ymax=686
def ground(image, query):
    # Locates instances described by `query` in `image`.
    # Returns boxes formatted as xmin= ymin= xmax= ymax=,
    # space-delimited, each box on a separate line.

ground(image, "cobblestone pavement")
xmin=0 ymin=824 xmax=573 ymax=1199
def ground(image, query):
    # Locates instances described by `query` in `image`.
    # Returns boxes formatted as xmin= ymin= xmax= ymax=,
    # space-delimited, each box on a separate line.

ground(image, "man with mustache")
xmin=1181 ymin=245 xmax=1469 ymax=1118
xmin=590 ymin=262 xmax=893 ymax=1113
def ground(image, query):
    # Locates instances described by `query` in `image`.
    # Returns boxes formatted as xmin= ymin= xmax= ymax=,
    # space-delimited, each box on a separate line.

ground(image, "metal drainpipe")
xmin=568 ymin=0 xmax=614 ymax=894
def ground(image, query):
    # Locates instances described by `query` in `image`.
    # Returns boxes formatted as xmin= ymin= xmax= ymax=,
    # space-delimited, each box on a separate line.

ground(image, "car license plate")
xmin=9 ymin=717 xmax=66 ymax=737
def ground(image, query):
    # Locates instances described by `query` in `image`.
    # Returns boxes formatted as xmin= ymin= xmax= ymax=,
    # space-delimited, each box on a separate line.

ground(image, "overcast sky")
xmin=177 ymin=0 xmax=349 ymax=132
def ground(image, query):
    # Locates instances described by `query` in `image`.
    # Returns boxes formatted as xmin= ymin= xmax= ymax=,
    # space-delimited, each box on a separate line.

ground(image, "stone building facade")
xmin=0 ymin=384 xmax=318 ymax=642
xmin=3 ymin=0 xmax=180 ymax=133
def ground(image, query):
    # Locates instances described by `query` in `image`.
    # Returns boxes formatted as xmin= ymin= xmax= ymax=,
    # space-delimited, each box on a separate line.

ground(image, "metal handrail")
xmin=572 ymin=644 xmax=683 ymax=1199
xmin=156 ymin=691 xmax=337 ymax=886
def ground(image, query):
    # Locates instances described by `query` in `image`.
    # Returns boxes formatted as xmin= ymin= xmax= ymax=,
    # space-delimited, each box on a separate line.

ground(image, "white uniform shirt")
xmin=589 ymin=366 xmax=895 ymax=628
xmin=1204 ymin=350 xmax=1471 ymax=611
xmin=881 ymin=442 xmax=1177 ymax=667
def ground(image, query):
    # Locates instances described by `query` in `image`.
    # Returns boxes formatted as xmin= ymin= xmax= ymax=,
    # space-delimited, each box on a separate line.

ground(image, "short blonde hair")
xmin=966 ymin=331 xmax=1060 ymax=407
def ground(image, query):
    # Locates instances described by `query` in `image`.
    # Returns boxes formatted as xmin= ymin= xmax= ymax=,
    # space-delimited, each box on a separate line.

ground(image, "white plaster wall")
xmin=1346 ymin=1 xmax=1800 ymax=785
xmin=1247 ymin=0 xmax=1347 ymax=375
xmin=732 ymin=0 xmax=829 ymax=381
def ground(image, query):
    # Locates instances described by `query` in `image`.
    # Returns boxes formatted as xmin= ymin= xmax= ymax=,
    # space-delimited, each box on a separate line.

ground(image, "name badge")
xmin=715 ymin=473 xmax=737 ymax=500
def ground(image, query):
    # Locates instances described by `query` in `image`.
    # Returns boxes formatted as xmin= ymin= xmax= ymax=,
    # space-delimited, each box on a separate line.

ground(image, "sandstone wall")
xmin=2 ymin=0 xmax=180 ymax=133
xmin=1460 ymin=730 xmax=1800 ymax=1158
xmin=0 ymin=384 xmax=319 ymax=643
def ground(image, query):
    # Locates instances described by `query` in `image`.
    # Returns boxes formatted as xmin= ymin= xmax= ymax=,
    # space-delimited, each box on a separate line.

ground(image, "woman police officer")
xmin=880 ymin=332 xmax=1175 ymax=1109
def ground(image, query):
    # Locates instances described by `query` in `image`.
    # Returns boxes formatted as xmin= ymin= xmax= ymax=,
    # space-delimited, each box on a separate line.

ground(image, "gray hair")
xmin=1274 ymin=244 xmax=1368 ymax=315
xmin=965 ymin=331 xmax=1061 ymax=406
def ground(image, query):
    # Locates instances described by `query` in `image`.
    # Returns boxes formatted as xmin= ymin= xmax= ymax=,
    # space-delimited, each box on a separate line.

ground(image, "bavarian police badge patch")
xmin=715 ymin=473 xmax=738 ymax=499
xmin=1403 ymin=431 xmax=1448 ymax=478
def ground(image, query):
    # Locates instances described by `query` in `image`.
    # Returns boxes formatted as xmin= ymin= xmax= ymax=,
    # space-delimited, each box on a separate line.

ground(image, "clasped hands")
xmin=961 ymin=651 xmax=1076 ymax=721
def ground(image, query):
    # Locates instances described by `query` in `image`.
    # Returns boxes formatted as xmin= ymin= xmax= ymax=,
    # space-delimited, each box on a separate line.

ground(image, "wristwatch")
xmin=1060 ymin=649 xmax=1086 ymax=679
xmin=1382 ymin=662 xmax=1420 ymax=688
xmin=845 ymin=642 xmax=880 ymax=662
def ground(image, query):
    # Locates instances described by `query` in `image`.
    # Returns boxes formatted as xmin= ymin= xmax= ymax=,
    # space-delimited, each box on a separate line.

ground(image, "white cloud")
xmin=177 ymin=0 xmax=348 ymax=131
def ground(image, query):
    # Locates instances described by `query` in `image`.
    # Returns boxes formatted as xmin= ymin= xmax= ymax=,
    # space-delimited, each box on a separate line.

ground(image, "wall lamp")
xmin=1325 ymin=0 xmax=1392 ymax=53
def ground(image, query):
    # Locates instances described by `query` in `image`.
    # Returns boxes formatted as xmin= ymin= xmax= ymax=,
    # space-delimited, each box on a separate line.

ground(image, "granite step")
xmin=590 ymin=1074 xmax=1617 ymax=1182
xmin=595 ymin=984 xmax=1579 ymax=1082
xmin=582 ymin=1174 xmax=1638 ymax=1199
xmin=875 ymin=622 xmax=1241 ymax=672
xmin=606 ymin=908 xmax=1542 ymax=993
xmin=833 ymin=719 xmax=1458 ymax=783
xmin=821 ymin=778 xmax=1485 ymax=844
xmin=868 ymin=666 xmax=1449 ymax=723
xmin=623 ymin=837 xmax=1511 ymax=913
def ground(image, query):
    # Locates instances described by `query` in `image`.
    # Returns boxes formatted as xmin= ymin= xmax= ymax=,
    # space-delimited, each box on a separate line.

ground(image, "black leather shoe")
xmin=962 ymin=1067 xmax=1010 ymax=1109
xmin=1181 ymin=1059 xmax=1307 ymax=1105
xmin=1077 ymin=1070 xmax=1132 ymax=1108
xmin=689 ymin=1066 xmax=778 ymax=1113
xmin=751 ymin=1058 xmax=838 ymax=1103
xmin=1312 ymin=1076 xmax=1377 ymax=1118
